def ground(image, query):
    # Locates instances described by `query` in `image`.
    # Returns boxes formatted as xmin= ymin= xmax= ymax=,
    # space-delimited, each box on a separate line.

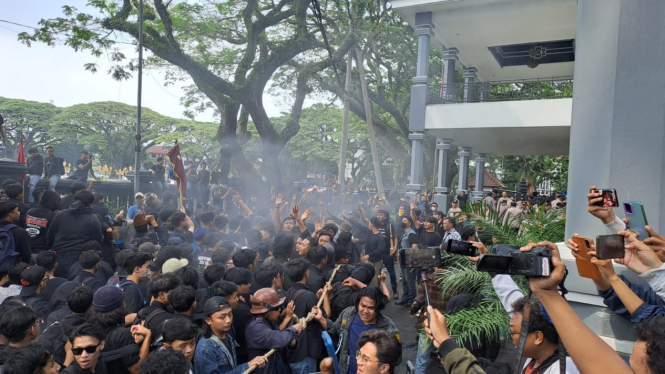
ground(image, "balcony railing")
xmin=428 ymin=77 xmax=574 ymax=105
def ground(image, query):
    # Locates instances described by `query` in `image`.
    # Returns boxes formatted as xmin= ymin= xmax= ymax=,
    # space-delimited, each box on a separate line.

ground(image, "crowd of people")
xmin=0 ymin=154 xmax=663 ymax=374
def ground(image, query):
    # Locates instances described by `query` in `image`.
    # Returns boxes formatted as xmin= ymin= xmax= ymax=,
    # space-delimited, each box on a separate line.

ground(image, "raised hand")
xmin=587 ymin=186 xmax=615 ymax=224
xmin=301 ymin=208 xmax=312 ymax=222
xmin=284 ymin=300 xmax=295 ymax=319
xmin=291 ymin=205 xmax=301 ymax=221
xmin=615 ymin=230 xmax=663 ymax=274
xmin=644 ymin=226 xmax=665 ymax=262
xmin=315 ymin=219 xmax=323 ymax=233
xmin=275 ymin=193 xmax=285 ymax=208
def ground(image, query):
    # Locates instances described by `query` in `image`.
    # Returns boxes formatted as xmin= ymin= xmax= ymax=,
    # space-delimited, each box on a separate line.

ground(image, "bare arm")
xmin=358 ymin=206 xmax=369 ymax=225
xmin=378 ymin=273 xmax=391 ymax=302
xmin=410 ymin=201 xmax=421 ymax=229
xmin=274 ymin=194 xmax=285 ymax=233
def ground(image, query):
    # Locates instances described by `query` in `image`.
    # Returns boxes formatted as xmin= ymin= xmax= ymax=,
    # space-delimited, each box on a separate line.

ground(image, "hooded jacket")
xmin=45 ymin=201 xmax=103 ymax=255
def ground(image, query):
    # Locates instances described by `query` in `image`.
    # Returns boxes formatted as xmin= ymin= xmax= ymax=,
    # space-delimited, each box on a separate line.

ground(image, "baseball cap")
xmin=194 ymin=227 xmax=207 ymax=241
xmin=162 ymin=258 xmax=188 ymax=274
xmin=20 ymin=266 xmax=46 ymax=288
xmin=167 ymin=237 xmax=183 ymax=246
xmin=135 ymin=192 xmax=145 ymax=199
xmin=203 ymin=296 xmax=231 ymax=317
xmin=138 ymin=242 xmax=161 ymax=254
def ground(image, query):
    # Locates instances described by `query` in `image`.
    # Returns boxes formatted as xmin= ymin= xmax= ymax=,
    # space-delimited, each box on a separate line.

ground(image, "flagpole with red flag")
xmin=17 ymin=132 xmax=26 ymax=180
xmin=166 ymin=140 xmax=187 ymax=210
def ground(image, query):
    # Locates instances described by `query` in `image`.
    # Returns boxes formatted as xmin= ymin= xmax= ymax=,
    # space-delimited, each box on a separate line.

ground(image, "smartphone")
xmin=624 ymin=201 xmax=649 ymax=241
xmin=592 ymin=188 xmax=619 ymax=207
xmin=596 ymin=234 xmax=625 ymax=260
xmin=572 ymin=237 xmax=602 ymax=280
xmin=119 ymin=210 xmax=125 ymax=215
xmin=446 ymin=240 xmax=476 ymax=257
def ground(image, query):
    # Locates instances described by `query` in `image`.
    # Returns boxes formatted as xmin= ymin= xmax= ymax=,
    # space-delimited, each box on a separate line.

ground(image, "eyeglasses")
xmin=25 ymin=318 xmax=43 ymax=334
xmin=71 ymin=344 xmax=101 ymax=356
xmin=356 ymin=351 xmax=381 ymax=366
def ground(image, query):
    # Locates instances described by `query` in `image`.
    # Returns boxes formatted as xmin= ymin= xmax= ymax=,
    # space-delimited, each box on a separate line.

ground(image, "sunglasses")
xmin=71 ymin=344 xmax=100 ymax=356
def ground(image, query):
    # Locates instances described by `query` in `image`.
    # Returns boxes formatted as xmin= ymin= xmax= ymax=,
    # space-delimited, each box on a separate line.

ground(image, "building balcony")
xmin=428 ymin=77 xmax=574 ymax=105
xmin=424 ymin=78 xmax=573 ymax=155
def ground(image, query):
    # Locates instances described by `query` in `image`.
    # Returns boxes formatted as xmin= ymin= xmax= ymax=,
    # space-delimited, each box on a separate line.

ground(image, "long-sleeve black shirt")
xmin=27 ymin=155 xmax=44 ymax=176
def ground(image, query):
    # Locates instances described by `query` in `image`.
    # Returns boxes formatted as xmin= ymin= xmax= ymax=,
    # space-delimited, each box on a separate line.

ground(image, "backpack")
xmin=118 ymin=281 xmax=147 ymax=307
xmin=101 ymin=327 xmax=141 ymax=362
xmin=0 ymin=224 xmax=19 ymax=273
xmin=124 ymin=236 xmax=152 ymax=251
xmin=39 ymin=321 xmax=69 ymax=365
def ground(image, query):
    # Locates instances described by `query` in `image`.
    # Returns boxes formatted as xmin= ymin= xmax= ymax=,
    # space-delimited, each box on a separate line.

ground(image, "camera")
xmin=476 ymin=245 xmax=553 ymax=277
xmin=402 ymin=246 xmax=441 ymax=268
xmin=446 ymin=240 xmax=477 ymax=257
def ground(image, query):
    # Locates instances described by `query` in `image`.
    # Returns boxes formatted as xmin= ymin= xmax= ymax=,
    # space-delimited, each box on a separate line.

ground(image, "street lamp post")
xmin=134 ymin=0 xmax=144 ymax=197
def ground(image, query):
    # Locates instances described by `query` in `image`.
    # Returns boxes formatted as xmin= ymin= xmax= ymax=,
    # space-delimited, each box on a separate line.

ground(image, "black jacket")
xmin=285 ymin=284 xmax=327 ymax=362
xmin=44 ymin=155 xmax=64 ymax=178
xmin=46 ymin=202 xmax=103 ymax=255
xmin=27 ymin=155 xmax=44 ymax=176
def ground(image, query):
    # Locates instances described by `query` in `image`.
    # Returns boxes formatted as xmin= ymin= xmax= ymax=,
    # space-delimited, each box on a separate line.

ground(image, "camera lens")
xmin=624 ymin=203 xmax=633 ymax=215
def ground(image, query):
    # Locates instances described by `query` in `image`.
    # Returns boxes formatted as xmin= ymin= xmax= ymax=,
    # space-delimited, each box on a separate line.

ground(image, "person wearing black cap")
xmin=2 ymin=265 xmax=50 ymax=326
xmin=195 ymin=296 xmax=267 ymax=374
xmin=245 ymin=288 xmax=306 ymax=374
xmin=26 ymin=147 xmax=44 ymax=203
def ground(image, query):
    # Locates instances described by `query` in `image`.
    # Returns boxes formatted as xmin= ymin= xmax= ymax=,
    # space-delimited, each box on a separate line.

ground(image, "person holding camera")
xmin=69 ymin=150 xmax=97 ymax=183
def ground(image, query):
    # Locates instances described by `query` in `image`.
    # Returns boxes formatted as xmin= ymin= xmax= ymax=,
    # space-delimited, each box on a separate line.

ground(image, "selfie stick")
xmin=420 ymin=270 xmax=432 ymax=325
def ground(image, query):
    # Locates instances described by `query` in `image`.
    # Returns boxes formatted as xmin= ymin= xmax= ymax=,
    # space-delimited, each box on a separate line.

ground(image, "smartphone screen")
xmin=593 ymin=189 xmax=619 ymax=207
xmin=596 ymin=234 xmax=625 ymax=260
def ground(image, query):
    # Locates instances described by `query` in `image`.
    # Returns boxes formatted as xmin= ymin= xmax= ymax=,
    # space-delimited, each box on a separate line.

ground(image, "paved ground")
xmin=382 ymin=263 xmax=519 ymax=374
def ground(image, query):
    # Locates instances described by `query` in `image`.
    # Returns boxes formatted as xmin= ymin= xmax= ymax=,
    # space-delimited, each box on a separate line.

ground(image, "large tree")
xmin=19 ymin=0 xmax=354 ymax=190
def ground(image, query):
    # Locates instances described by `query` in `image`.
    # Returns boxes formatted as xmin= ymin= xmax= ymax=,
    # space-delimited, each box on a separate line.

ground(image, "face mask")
xmin=400 ymin=222 xmax=407 ymax=229
xmin=431 ymin=207 xmax=437 ymax=212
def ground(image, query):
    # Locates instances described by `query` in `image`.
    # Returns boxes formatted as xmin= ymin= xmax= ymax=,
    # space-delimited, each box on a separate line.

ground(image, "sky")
xmin=0 ymin=1 xmax=292 ymax=122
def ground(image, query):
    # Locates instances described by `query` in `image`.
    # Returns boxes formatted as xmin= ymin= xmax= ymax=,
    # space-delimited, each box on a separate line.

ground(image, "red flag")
xmin=166 ymin=140 xmax=187 ymax=200
xmin=17 ymin=137 xmax=26 ymax=180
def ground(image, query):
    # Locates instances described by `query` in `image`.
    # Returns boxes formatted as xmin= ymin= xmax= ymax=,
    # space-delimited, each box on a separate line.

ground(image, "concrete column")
xmin=457 ymin=147 xmax=472 ymax=194
xmin=480 ymin=82 xmax=491 ymax=102
xmin=441 ymin=48 xmax=459 ymax=103
xmin=463 ymin=68 xmax=478 ymax=103
xmin=566 ymin=0 xmax=665 ymax=242
xmin=473 ymin=153 xmax=487 ymax=202
xmin=432 ymin=139 xmax=453 ymax=210
xmin=406 ymin=12 xmax=434 ymax=198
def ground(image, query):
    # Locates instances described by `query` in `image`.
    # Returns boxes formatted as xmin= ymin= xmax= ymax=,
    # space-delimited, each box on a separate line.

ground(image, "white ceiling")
xmin=392 ymin=0 xmax=578 ymax=81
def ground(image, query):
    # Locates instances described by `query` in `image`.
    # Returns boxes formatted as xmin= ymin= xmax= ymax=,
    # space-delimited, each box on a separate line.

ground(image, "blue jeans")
xmin=27 ymin=174 xmax=41 ymax=202
xmin=415 ymin=333 xmax=435 ymax=374
xmin=400 ymin=267 xmax=417 ymax=304
xmin=382 ymin=254 xmax=397 ymax=292
xmin=48 ymin=175 xmax=61 ymax=192
xmin=289 ymin=357 xmax=316 ymax=374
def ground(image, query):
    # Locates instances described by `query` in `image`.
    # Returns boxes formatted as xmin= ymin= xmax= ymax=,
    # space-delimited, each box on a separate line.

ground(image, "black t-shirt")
xmin=402 ymin=231 xmax=419 ymax=249
xmin=198 ymin=170 xmax=211 ymax=186
xmin=75 ymin=159 xmax=91 ymax=178
xmin=62 ymin=359 xmax=108 ymax=374
xmin=77 ymin=271 xmax=104 ymax=293
xmin=121 ymin=280 xmax=145 ymax=314
xmin=232 ymin=299 xmax=253 ymax=364
xmin=25 ymin=208 xmax=56 ymax=253
xmin=210 ymin=171 xmax=223 ymax=185
xmin=221 ymin=335 xmax=233 ymax=354
xmin=102 ymin=327 xmax=140 ymax=374
xmin=416 ymin=226 xmax=442 ymax=247
xmin=150 ymin=164 xmax=166 ymax=182
xmin=197 ymin=249 xmax=213 ymax=277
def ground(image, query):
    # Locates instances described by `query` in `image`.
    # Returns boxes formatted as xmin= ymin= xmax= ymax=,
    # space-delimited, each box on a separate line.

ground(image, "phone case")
xmin=624 ymin=201 xmax=649 ymax=241
xmin=595 ymin=235 xmax=626 ymax=260
xmin=572 ymin=237 xmax=602 ymax=280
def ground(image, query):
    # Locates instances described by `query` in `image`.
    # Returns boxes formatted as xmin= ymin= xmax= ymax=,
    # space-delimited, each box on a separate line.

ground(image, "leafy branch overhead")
xmin=17 ymin=0 xmax=355 ymax=188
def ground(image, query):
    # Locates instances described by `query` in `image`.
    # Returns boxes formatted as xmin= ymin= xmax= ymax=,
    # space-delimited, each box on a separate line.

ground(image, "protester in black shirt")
xmin=62 ymin=323 xmax=108 ymax=374
xmin=198 ymin=162 xmax=211 ymax=205
xmin=74 ymin=251 xmax=104 ymax=293
xmin=59 ymin=182 xmax=87 ymax=211
xmin=415 ymin=217 xmax=443 ymax=247
xmin=361 ymin=217 xmax=388 ymax=287
xmin=137 ymin=273 xmax=181 ymax=336
xmin=0 ymin=201 xmax=32 ymax=272
xmin=26 ymin=147 xmax=44 ymax=204
xmin=284 ymin=258 xmax=331 ymax=373
xmin=25 ymin=191 xmax=60 ymax=254
xmin=43 ymin=146 xmax=64 ymax=192
xmin=170 ymin=212 xmax=194 ymax=244
xmin=69 ymin=150 xmax=97 ymax=183
xmin=223 ymin=267 xmax=253 ymax=364
xmin=36 ymin=250 xmax=67 ymax=304
xmin=0 ymin=305 xmax=40 ymax=353
xmin=1 ymin=341 xmax=60 ymax=374
xmin=305 ymin=246 xmax=327 ymax=293
xmin=150 ymin=157 xmax=168 ymax=196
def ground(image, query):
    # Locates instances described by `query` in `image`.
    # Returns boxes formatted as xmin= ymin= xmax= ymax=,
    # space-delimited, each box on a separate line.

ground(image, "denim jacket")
xmin=194 ymin=333 xmax=249 ymax=374
xmin=598 ymin=274 xmax=665 ymax=324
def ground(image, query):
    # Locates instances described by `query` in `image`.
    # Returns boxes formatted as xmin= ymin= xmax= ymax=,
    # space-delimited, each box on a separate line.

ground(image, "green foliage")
xmin=435 ymin=204 xmax=564 ymax=348
xmin=487 ymin=155 xmax=569 ymax=194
